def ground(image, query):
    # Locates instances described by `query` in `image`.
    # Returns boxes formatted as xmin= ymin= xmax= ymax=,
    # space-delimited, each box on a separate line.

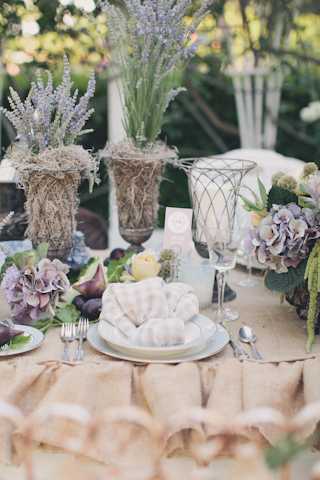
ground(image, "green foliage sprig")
xmin=304 ymin=241 xmax=320 ymax=351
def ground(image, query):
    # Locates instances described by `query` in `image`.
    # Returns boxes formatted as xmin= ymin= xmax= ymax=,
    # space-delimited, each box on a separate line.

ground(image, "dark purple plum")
xmin=82 ymin=298 xmax=102 ymax=321
xmin=73 ymin=264 xmax=106 ymax=299
xmin=72 ymin=295 xmax=86 ymax=312
xmin=110 ymin=248 xmax=126 ymax=261
xmin=0 ymin=325 xmax=23 ymax=346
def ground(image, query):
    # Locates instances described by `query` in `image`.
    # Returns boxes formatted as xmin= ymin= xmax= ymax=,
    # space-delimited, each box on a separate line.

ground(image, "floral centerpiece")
xmin=242 ymin=163 xmax=320 ymax=350
xmin=100 ymin=0 xmax=212 ymax=250
xmin=1 ymin=56 xmax=98 ymax=261
xmin=1 ymin=243 xmax=70 ymax=328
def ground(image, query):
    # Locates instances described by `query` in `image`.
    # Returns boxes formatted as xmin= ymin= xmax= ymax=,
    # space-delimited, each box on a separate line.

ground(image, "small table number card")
xmin=163 ymin=207 xmax=194 ymax=254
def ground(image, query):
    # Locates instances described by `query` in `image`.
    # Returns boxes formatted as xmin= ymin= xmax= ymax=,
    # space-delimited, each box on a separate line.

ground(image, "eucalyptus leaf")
xmin=265 ymin=260 xmax=307 ymax=294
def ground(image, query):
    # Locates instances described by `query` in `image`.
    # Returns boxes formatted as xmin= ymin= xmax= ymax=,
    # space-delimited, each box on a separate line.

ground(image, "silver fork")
xmin=75 ymin=318 xmax=89 ymax=362
xmin=60 ymin=323 xmax=76 ymax=362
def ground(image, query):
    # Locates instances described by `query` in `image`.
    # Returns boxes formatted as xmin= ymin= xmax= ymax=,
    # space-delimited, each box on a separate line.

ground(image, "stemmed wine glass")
xmin=201 ymin=222 xmax=240 ymax=323
xmin=176 ymin=157 xmax=256 ymax=324
xmin=236 ymin=209 xmax=259 ymax=288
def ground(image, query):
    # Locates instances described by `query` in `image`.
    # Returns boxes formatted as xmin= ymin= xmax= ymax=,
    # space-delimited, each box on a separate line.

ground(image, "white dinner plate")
xmin=0 ymin=325 xmax=44 ymax=357
xmin=98 ymin=316 xmax=211 ymax=358
xmin=87 ymin=321 xmax=228 ymax=364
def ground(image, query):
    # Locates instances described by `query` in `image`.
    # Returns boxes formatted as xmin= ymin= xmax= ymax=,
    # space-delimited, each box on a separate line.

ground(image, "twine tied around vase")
xmin=7 ymin=144 xmax=98 ymax=260
xmin=101 ymin=141 xmax=177 ymax=241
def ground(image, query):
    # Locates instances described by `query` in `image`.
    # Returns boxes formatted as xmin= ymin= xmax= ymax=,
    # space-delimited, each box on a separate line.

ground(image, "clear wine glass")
xmin=202 ymin=223 xmax=240 ymax=323
xmin=236 ymin=210 xmax=258 ymax=288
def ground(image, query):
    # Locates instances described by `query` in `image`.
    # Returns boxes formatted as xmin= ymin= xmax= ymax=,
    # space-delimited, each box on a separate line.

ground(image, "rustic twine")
xmin=8 ymin=145 xmax=98 ymax=260
xmin=102 ymin=141 xmax=177 ymax=231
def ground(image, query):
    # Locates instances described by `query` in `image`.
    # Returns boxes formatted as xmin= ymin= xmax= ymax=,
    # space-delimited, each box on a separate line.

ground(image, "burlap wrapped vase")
xmin=105 ymin=142 xmax=177 ymax=251
xmin=10 ymin=145 xmax=97 ymax=261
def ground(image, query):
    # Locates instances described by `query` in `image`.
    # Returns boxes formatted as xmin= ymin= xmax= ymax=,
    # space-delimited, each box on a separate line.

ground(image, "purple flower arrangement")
xmin=246 ymin=204 xmax=320 ymax=273
xmin=242 ymin=165 xmax=320 ymax=350
xmin=1 ymin=248 xmax=70 ymax=325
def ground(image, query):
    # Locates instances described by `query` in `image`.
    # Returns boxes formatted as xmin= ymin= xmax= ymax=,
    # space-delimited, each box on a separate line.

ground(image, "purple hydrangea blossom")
xmin=1 ymin=258 xmax=70 ymax=325
xmin=246 ymin=204 xmax=320 ymax=273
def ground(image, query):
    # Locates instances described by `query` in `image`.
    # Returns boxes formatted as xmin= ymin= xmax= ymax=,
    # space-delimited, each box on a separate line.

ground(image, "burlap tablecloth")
xmin=1 ymin=269 xmax=320 ymax=467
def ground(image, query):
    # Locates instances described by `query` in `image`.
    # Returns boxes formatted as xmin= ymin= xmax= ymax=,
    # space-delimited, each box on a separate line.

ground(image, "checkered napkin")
xmin=99 ymin=277 xmax=199 ymax=347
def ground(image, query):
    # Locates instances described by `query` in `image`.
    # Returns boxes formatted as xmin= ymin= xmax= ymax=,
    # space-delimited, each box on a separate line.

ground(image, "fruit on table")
xmin=81 ymin=298 xmax=102 ymax=320
xmin=73 ymin=263 xmax=106 ymax=299
xmin=110 ymin=248 xmax=126 ymax=261
xmin=0 ymin=325 xmax=23 ymax=346
xmin=72 ymin=295 xmax=86 ymax=311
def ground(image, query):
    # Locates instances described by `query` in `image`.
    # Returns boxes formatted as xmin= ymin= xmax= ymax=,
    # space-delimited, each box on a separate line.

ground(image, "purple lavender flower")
xmin=246 ymin=203 xmax=320 ymax=273
xmin=1 ymin=55 xmax=95 ymax=153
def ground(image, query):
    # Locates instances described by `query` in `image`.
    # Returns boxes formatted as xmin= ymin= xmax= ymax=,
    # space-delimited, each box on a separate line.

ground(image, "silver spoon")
xmin=239 ymin=326 xmax=263 ymax=360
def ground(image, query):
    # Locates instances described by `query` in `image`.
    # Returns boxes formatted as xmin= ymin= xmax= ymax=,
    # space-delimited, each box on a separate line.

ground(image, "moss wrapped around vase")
xmin=105 ymin=142 xmax=176 ymax=251
xmin=24 ymin=170 xmax=81 ymax=260
xmin=286 ymin=284 xmax=320 ymax=334
xmin=11 ymin=145 xmax=97 ymax=261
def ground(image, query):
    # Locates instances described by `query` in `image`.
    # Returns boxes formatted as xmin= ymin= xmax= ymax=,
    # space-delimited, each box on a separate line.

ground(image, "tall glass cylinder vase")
xmin=177 ymin=157 xmax=256 ymax=324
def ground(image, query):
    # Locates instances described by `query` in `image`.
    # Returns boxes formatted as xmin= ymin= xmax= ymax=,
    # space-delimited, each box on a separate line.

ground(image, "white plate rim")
xmin=98 ymin=319 xmax=208 ymax=357
xmin=87 ymin=322 xmax=229 ymax=364
xmin=0 ymin=325 xmax=44 ymax=357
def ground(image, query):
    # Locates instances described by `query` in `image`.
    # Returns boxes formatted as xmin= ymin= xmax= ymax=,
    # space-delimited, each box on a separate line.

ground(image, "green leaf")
xmin=257 ymin=177 xmax=268 ymax=207
xmin=9 ymin=334 xmax=31 ymax=350
xmin=239 ymin=195 xmax=263 ymax=213
xmin=11 ymin=250 xmax=37 ymax=270
xmin=0 ymin=256 xmax=15 ymax=282
xmin=267 ymin=186 xmax=298 ymax=211
xmin=107 ymin=252 xmax=134 ymax=283
xmin=265 ymin=436 xmax=306 ymax=470
xmin=35 ymin=243 xmax=49 ymax=261
xmin=265 ymin=260 xmax=307 ymax=294
xmin=55 ymin=303 xmax=80 ymax=324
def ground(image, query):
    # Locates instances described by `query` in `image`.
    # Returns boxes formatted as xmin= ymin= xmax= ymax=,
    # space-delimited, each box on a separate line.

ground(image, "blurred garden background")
xmin=0 ymin=0 xmax=319 ymax=235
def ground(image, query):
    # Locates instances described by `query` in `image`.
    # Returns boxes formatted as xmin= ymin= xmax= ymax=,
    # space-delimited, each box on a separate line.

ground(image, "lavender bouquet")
xmin=1 ymin=57 xmax=98 ymax=260
xmin=1 ymin=244 xmax=70 ymax=328
xmin=242 ymin=164 xmax=320 ymax=350
xmin=102 ymin=0 xmax=212 ymax=147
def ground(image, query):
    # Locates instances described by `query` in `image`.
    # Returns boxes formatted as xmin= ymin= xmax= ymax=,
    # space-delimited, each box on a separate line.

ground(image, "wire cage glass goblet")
xmin=177 ymin=157 xmax=256 ymax=324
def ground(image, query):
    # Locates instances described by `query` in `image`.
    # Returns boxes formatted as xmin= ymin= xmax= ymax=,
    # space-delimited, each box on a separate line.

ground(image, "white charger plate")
xmin=0 ymin=325 xmax=44 ymax=357
xmin=98 ymin=316 xmax=212 ymax=358
xmin=88 ymin=318 xmax=228 ymax=364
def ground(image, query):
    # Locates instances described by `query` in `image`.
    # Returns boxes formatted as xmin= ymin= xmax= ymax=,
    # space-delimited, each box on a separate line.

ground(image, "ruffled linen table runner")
xmin=1 ymin=270 xmax=320 ymax=466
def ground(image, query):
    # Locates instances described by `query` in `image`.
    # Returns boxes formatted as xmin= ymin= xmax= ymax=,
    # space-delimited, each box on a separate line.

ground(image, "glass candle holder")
xmin=178 ymin=256 xmax=215 ymax=309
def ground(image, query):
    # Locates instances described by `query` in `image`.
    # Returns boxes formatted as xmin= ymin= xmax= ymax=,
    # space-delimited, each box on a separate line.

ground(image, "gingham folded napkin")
xmin=99 ymin=277 xmax=199 ymax=347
